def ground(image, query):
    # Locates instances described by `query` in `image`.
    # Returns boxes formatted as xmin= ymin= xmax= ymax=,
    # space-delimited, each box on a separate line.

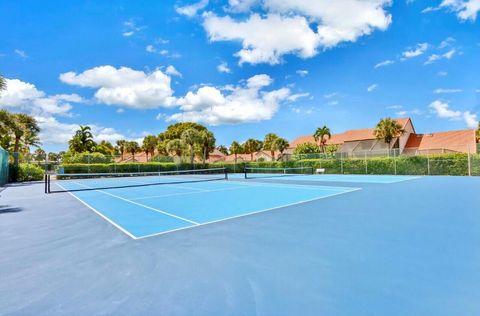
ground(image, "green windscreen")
xmin=0 ymin=146 xmax=8 ymax=185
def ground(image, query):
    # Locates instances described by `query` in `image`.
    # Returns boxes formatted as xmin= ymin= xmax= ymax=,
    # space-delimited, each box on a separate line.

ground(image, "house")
xmin=290 ymin=118 xmax=477 ymax=155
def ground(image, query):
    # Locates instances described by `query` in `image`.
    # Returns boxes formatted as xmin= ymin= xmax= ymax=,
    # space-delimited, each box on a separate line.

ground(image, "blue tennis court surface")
xmin=233 ymin=172 xmax=420 ymax=183
xmin=58 ymin=178 xmax=360 ymax=239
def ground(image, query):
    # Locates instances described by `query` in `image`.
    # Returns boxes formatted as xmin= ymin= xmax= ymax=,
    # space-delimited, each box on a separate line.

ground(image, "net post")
xmin=44 ymin=173 xmax=48 ymax=194
xmin=468 ymin=145 xmax=471 ymax=176
xmin=47 ymin=174 xmax=51 ymax=193
xmin=224 ymin=167 xmax=228 ymax=180
xmin=244 ymin=165 xmax=247 ymax=179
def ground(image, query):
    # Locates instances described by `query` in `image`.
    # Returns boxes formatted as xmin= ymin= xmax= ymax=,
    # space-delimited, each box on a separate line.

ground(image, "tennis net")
xmin=244 ymin=166 xmax=313 ymax=179
xmin=45 ymin=167 xmax=228 ymax=193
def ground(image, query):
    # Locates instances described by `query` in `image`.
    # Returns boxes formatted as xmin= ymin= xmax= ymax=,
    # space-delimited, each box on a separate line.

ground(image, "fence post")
xmin=427 ymin=149 xmax=430 ymax=176
xmin=340 ymin=152 xmax=344 ymax=174
xmin=468 ymin=145 xmax=472 ymax=176
xmin=364 ymin=152 xmax=368 ymax=174
xmin=393 ymin=150 xmax=397 ymax=175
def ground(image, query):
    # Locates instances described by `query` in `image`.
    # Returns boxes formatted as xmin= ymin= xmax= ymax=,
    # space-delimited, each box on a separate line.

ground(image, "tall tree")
xmin=156 ymin=140 xmax=169 ymax=156
xmin=142 ymin=135 xmax=158 ymax=161
xmin=34 ymin=148 xmax=46 ymax=161
xmin=1 ymin=112 xmax=41 ymax=166
xmin=374 ymin=118 xmax=404 ymax=147
xmin=229 ymin=141 xmax=243 ymax=163
xmin=273 ymin=137 xmax=289 ymax=160
xmin=125 ymin=141 xmax=140 ymax=161
xmin=476 ymin=122 xmax=480 ymax=143
xmin=181 ymin=128 xmax=201 ymax=164
xmin=116 ymin=140 xmax=127 ymax=160
xmin=263 ymin=133 xmax=279 ymax=160
xmin=216 ymin=145 xmax=229 ymax=156
xmin=0 ymin=75 xmax=6 ymax=94
xmin=48 ymin=152 xmax=59 ymax=162
xmin=166 ymin=139 xmax=184 ymax=157
xmin=96 ymin=140 xmax=115 ymax=156
xmin=313 ymin=126 xmax=331 ymax=153
xmin=158 ymin=122 xmax=208 ymax=141
xmin=243 ymin=139 xmax=263 ymax=161
xmin=69 ymin=125 xmax=96 ymax=153
xmin=199 ymin=130 xmax=216 ymax=164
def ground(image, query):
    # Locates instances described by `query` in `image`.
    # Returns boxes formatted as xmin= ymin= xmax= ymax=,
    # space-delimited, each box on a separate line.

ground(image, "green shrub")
xmin=16 ymin=163 xmax=44 ymax=181
xmin=62 ymin=152 xmax=112 ymax=164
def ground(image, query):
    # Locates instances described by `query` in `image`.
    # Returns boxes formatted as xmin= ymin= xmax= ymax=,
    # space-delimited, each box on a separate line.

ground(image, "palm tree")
xmin=274 ymin=137 xmax=289 ymax=160
xmin=229 ymin=141 xmax=243 ymax=163
xmin=243 ymin=139 xmax=263 ymax=161
xmin=263 ymin=133 xmax=279 ymax=160
xmin=476 ymin=122 xmax=480 ymax=143
xmin=166 ymin=139 xmax=184 ymax=157
xmin=142 ymin=135 xmax=158 ymax=161
xmin=313 ymin=126 xmax=331 ymax=153
xmin=116 ymin=140 xmax=127 ymax=160
xmin=181 ymin=128 xmax=201 ymax=164
xmin=216 ymin=145 xmax=229 ymax=156
xmin=69 ymin=125 xmax=96 ymax=153
xmin=34 ymin=148 xmax=46 ymax=162
xmin=199 ymin=130 xmax=215 ymax=164
xmin=1 ymin=112 xmax=41 ymax=166
xmin=0 ymin=75 xmax=6 ymax=94
xmin=125 ymin=141 xmax=140 ymax=161
xmin=374 ymin=118 xmax=404 ymax=148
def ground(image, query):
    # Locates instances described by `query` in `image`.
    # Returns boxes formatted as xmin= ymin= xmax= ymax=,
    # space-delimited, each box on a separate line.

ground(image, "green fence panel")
xmin=0 ymin=147 xmax=9 ymax=185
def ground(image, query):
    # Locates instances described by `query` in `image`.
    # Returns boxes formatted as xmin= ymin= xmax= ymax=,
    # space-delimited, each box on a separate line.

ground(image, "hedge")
xmin=55 ymin=153 xmax=480 ymax=176
xmin=8 ymin=163 xmax=44 ymax=182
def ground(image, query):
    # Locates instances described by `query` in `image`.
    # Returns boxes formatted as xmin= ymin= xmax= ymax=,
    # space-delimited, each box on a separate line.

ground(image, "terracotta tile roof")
xmin=405 ymin=129 xmax=476 ymax=153
xmin=290 ymin=118 xmax=411 ymax=148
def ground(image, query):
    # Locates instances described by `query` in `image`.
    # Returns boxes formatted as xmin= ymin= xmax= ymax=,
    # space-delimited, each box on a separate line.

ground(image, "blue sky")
xmin=1 ymin=0 xmax=479 ymax=152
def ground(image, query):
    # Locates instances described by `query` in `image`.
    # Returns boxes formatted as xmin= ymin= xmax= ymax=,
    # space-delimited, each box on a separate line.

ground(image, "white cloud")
xmin=437 ymin=71 xmax=448 ymax=76
xmin=463 ymin=111 xmax=478 ymax=128
xmin=424 ymin=49 xmax=456 ymax=64
xmin=387 ymin=105 xmax=403 ymax=109
xmin=176 ymin=0 xmax=209 ymax=17
xmin=122 ymin=19 xmax=144 ymax=37
xmin=402 ymin=43 xmax=428 ymax=58
xmin=167 ymin=74 xmax=297 ymax=125
xmin=203 ymin=0 xmax=392 ymax=64
xmin=14 ymin=49 xmax=28 ymax=59
xmin=429 ymin=100 xmax=478 ymax=128
xmin=35 ymin=116 xmax=125 ymax=145
xmin=367 ymin=84 xmax=378 ymax=92
xmin=439 ymin=37 xmax=455 ymax=49
xmin=296 ymin=70 xmax=308 ymax=77
xmin=433 ymin=88 xmax=462 ymax=93
xmin=60 ymin=65 xmax=176 ymax=109
xmin=0 ymin=78 xmax=82 ymax=116
xmin=323 ymin=92 xmax=337 ymax=99
xmin=440 ymin=0 xmax=480 ymax=21
xmin=165 ymin=65 xmax=182 ymax=77
xmin=217 ymin=62 xmax=232 ymax=73
xmin=395 ymin=108 xmax=423 ymax=116
xmin=374 ymin=59 xmax=394 ymax=68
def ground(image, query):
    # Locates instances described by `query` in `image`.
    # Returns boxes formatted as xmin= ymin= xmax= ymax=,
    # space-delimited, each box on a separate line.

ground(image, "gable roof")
xmin=405 ymin=129 xmax=476 ymax=153
xmin=290 ymin=118 xmax=412 ymax=147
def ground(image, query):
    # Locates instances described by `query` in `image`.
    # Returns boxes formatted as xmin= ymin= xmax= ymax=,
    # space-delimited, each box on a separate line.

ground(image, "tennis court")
xmin=46 ymin=168 xmax=360 ymax=238
xmin=1 ymin=169 xmax=480 ymax=315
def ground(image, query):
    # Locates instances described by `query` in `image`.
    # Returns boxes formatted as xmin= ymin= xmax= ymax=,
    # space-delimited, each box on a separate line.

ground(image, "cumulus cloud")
xmin=424 ymin=49 xmax=456 ymax=64
xmin=402 ymin=43 xmax=428 ymax=58
xmin=35 ymin=116 xmax=125 ymax=145
xmin=202 ymin=0 xmax=392 ymax=64
xmin=60 ymin=65 xmax=176 ymax=109
xmin=433 ymin=88 xmax=462 ymax=93
xmin=165 ymin=65 xmax=182 ymax=77
xmin=440 ymin=0 xmax=480 ymax=21
xmin=0 ymin=78 xmax=82 ymax=116
xmin=429 ymin=100 xmax=478 ymax=128
xmin=217 ymin=62 xmax=232 ymax=73
xmin=176 ymin=0 xmax=209 ymax=17
xmin=367 ymin=84 xmax=378 ymax=92
xmin=296 ymin=70 xmax=308 ymax=77
xmin=167 ymin=74 xmax=302 ymax=125
xmin=374 ymin=59 xmax=394 ymax=68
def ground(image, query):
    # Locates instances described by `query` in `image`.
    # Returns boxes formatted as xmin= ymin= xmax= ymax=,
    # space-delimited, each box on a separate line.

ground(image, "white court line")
xmin=131 ymin=185 xmax=250 ymax=201
xmin=136 ymin=187 xmax=362 ymax=239
xmin=55 ymin=182 xmax=138 ymax=239
xmin=72 ymin=182 xmax=200 ymax=225
xmin=227 ymin=178 xmax=360 ymax=191
xmin=235 ymin=174 xmax=422 ymax=184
